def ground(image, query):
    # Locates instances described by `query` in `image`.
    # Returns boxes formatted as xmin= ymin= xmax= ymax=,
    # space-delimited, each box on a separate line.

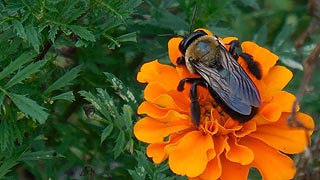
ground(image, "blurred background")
xmin=0 ymin=0 xmax=319 ymax=179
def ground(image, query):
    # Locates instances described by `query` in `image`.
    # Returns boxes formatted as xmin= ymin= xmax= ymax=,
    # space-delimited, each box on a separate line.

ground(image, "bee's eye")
xmin=179 ymin=30 xmax=208 ymax=54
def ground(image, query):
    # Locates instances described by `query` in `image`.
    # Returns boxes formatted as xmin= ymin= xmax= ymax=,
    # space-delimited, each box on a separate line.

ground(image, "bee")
xmin=176 ymin=30 xmax=261 ymax=126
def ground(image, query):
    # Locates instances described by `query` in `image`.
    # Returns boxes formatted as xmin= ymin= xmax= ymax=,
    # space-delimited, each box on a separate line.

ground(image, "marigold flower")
xmin=134 ymin=28 xmax=314 ymax=179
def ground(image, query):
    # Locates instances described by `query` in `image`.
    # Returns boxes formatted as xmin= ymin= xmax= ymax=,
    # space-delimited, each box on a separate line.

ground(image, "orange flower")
xmin=134 ymin=29 xmax=314 ymax=179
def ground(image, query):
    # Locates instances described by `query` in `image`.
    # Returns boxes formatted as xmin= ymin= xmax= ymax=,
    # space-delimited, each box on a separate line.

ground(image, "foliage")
xmin=0 ymin=0 xmax=318 ymax=179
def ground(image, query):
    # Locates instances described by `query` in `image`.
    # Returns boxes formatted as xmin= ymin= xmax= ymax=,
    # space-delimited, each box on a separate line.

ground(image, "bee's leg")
xmin=239 ymin=53 xmax=262 ymax=80
xmin=228 ymin=40 xmax=240 ymax=59
xmin=177 ymin=78 xmax=202 ymax=91
xmin=190 ymin=81 xmax=201 ymax=126
xmin=176 ymin=56 xmax=186 ymax=65
xmin=177 ymin=78 xmax=205 ymax=126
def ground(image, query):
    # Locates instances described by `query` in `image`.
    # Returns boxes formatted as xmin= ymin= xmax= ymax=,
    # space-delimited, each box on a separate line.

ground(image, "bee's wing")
xmin=190 ymin=45 xmax=260 ymax=115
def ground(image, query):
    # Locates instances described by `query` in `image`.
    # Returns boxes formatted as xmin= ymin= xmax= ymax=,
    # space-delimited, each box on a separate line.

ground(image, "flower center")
xmin=198 ymin=96 xmax=232 ymax=134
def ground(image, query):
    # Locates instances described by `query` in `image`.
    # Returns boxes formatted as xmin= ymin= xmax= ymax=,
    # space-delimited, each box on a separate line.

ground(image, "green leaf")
xmin=68 ymin=25 xmax=95 ymax=42
xmin=116 ymin=32 xmax=137 ymax=43
xmin=0 ymin=149 xmax=22 ymax=178
xmin=0 ymin=94 xmax=4 ymax=109
xmin=79 ymin=90 xmax=110 ymax=120
xmin=113 ymin=130 xmax=125 ymax=158
xmin=100 ymin=124 xmax=113 ymax=144
xmin=0 ymin=118 xmax=12 ymax=152
xmin=4 ymin=60 xmax=47 ymax=89
xmin=121 ymin=105 xmax=133 ymax=128
xmin=19 ymin=150 xmax=61 ymax=161
xmin=12 ymin=19 xmax=26 ymax=39
xmin=51 ymin=91 xmax=75 ymax=102
xmin=104 ymin=72 xmax=136 ymax=103
xmin=253 ymin=24 xmax=268 ymax=46
xmin=8 ymin=93 xmax=48 ymax=124
xmin=48 ymin=25 xmax=59 ymax=43
xmin=0 ymin=52 xmax=36 ymax=80
xmin=44 ymin=65 xmax=82 ymax=94
xmin=25 ymin=25 xmax=40 ymax=52
xmin=280 ymin=57 xmax=303 ymax=70
xmin=272 ymin=15 xmax=297 ymax=51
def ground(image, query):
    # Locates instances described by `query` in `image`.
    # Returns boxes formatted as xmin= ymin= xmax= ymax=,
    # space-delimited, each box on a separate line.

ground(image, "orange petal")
xmin=271 ymin=91 xmax=299 ymax=112
xmin=221 ymin=37 xmax=238 ymax=45
xmin=263 ymin=65 xmax=293 ymax=92
xmin=241 ymin=137 xmax=296 ymax=180
xmin=250 ymin=112 xmax=314 ymax=154
xmin=138 ymin=101 xmax=189 ymax=122
xmin=199 ymin=156 xmax=222 ymax=180
xmin=234 ymin=121 xmax=257 ymax=137
xmin=137 ymin=60 xmax=180 ymax=89
xmin=220 ymin=155 xmax=250 ymax=180
xmin=167 ymin=131 xmax=214 ymax=177
xmin=146 ymin=143 xmax=168 ymax=163
xmin=225 ymin=137 xmax=254 ymax=165
xmin=144 ymin=83 xmax=189 ymax=112
xmin=133 ymin=117 xmax=190 ymax=143
xmin=259 ymin=102 xmax=282 ymax=122
xmin=168 ymin=38 xmax=183 ymax=65
xmin=146 ymin=132 xmax=187 ymax=164
xmin=241 ymin=41 xmax=278 ymax=77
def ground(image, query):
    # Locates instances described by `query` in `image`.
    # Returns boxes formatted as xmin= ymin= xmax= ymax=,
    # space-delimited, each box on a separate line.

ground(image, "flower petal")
xmin=259 ymin=102 xmax=282 ymax=122
xmin=250 ymin=112 xmax=314 ymax=154
xmin=146 ymin=143 xmax=167 ymax=163
xmin=168 ymin=38 xmax=183 ymax=65
xmin=263 ymin=65 xmax=293 ymax=92
xmin=225 ymin=137 xmax=254 ymax=165
xmin=271 ymin=91 xmax=298 ymax=112
xmin=138 ymin=101 xmax=189 ymax=122
xmin=137 ymin=60 xmax=180 ymax=88
xmin=199 ymin=156 xmax=222 ymax=180
xmin=144 ymin=82 xmax=189 ymax=112
xmin=241 ymin=137 xmax=296 ymax=180
xmin=241 ymin=41 xmax=278 ymax=77
xmin=167 ymin=131 xmax=214 ymax=177
xmin=220 ymin=155 xmax=250 ymax=180
xmin=133 ymin=117 xmax=190 ymax=143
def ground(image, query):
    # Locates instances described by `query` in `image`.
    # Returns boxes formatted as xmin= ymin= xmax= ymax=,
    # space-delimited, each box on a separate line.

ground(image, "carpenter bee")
xmin=176 ymin=30 xmax=261 ymax=126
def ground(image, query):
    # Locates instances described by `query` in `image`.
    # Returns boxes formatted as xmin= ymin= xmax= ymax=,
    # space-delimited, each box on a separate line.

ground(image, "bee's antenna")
xmin=189 ymin=3 xmax=198 ymax=33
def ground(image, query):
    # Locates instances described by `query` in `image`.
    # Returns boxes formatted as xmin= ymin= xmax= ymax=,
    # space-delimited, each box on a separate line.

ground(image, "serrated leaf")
xmin=113 ymin=130 xmax=125 ymax=158
xmin=122 ymin=105 xmax=133 ymax=128
xmin=12 ymin=19 xmax=26 ymax=38
xmin=116 ymin=32 xmax=137 ymax=43
xmin=44 ymin=65 xmax=81 ymax=93
xmin=68 ymin=25 xmax=95 ymax=42
xmin=101 ymin=124 xmax=113 ymax=144
xmin=4 ymin=60 xmax=47 ymax=89
xmin=0 ymin=52 xmax=36 ymax=80
xmin=0 ymin=149 xmax=22 ymax=178
xmin=25 ymin=25 xmax=40 ymax=52
xmin=19 ymin=150 xmax=61 ymax=161
xmin=0 ymin=118 xmax=12 ymax=152
xmin=51 ymin=91 xmax=75 ymax=102
xmin=79 ymin=90 xmax=111 ymax=120
xmin=104 ymin=72 xmax=136 ymax=103
xmin=8 ymin=93 xmax=48 ymax=124
xmin=48 ymin=25 xmax=59 ymax=43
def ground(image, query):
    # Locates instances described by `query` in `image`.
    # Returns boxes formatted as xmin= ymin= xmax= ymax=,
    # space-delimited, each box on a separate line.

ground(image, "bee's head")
xmin=179 ymin=30 xmax=208 ymax=55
